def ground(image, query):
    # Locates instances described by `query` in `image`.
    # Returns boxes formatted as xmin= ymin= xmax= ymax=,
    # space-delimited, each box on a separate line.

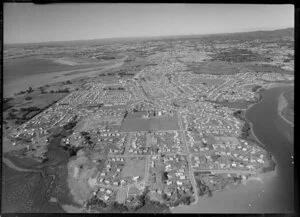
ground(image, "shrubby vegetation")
xmin=99 ymin=70 xmax=135 ymax=77
xmin=251 ymin=85 xmax=261 ymax=92
xmin=6 ymin=106 xmax=41 ymax=123
xmin=50 ymin=88 xmax=70 ymax=93
xmin=233 ymin=110 xmax=245 ymax=121
xmin=103 ymin=87 xmax=125 ymax=91
xmin=15 ymin=86 xmax=34 ymax=96
xmin=85 ymin=186 xmax=169 ymax=213
xmin=63 ymin=80 xmax=72 ymax=85
xmin=25 ymin=96 xmax=32 ymax=100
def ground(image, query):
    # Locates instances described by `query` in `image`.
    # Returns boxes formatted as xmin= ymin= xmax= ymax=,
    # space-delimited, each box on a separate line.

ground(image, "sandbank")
xmin=52 ymin=58 xmax=79 ymax=66
xmin=277 ymin=92 xmax=294 ymax=127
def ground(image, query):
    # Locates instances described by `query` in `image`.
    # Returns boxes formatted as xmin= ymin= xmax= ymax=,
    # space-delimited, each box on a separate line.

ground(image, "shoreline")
xmin=3 ymin=156 xmax=41 ymax=173
xmin=52 ymin=59 xmax=79 ymax=66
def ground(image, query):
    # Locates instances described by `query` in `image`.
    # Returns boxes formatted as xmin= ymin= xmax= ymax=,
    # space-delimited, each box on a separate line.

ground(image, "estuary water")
xmin=172 ymin=84 xmax=295 ymax=213
xmin=3 ymin=57 xmax=120 ymax=97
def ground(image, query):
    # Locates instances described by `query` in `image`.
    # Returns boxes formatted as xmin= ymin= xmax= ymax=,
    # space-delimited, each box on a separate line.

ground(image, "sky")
xmin=4 ymin=3 xmax=294 ymax=44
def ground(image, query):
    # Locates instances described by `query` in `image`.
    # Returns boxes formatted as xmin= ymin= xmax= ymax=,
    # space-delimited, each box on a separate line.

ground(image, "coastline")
xmin=245 ymin=82 xmax=292 ymax=112
xmin=172 ymin=85 xmax=281 ymax=213
xmin=244 ymin=82 xmax=294 ymax=146
xmin=172 ymin=82 xmax=292 ymax=213
xmin=171 ymin=169 xmax=278 ymax=213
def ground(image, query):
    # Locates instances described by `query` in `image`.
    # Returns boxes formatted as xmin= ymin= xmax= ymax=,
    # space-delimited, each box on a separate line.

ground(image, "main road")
xmin=177 ymin=110 xmax=199 ymax=204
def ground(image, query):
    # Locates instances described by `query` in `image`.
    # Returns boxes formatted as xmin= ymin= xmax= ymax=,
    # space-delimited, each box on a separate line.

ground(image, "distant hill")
xmin=198 ymin=28 xmax=294 ymax=43
xmin=4 ymin=28 xmax=294 ymax=48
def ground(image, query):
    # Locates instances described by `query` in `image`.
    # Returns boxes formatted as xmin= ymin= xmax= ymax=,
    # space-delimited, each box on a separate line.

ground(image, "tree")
xmin=27 ymin=86 xmax=33 ymax=93
xmin=208 ymin=189 xmax=213 ymax=197
xmin=124 ymin=111 xmax=128 ymax=119
xmin=162 ymin=172 xmax=168 ymax=181
xmin=112 ymin=202 xmax=128 ymax=212
xmin=80 ymin=131 xmax=89 ymax=136
xmin=39 ymin=86 xmax=46 ymax=94
xmin=162 ymin=193 xmax=167 ymax=200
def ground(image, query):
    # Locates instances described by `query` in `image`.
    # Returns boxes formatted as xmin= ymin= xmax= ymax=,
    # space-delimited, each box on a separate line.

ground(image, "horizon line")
xmin=4 ymin=26 xmax=294 ymax=46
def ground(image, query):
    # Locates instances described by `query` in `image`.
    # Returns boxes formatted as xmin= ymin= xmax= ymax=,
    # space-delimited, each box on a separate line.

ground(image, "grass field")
xmin=128 ymin=186 xmax=141 ymax=195
xmin=116 ymin=188 xmax=127 ymax=204
xmin=187 ymin=61 xmax=240 ymax=75
xmin=189 ymin=78 xmax=224 ymax=86
xmin=120 ymin=112 xmax=179 ymax=132
xmin=74 ymin=115 xmax=122 ymax=132
xmin=245 ymin=63 xmax=293 ymax=74
xmin=121 ymin=157 xmax=146 ymax=179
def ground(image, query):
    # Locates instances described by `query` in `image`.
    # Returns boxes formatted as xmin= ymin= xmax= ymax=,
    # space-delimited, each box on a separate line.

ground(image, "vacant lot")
xmin=121 ymin=157 xmax=146 ymax=179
